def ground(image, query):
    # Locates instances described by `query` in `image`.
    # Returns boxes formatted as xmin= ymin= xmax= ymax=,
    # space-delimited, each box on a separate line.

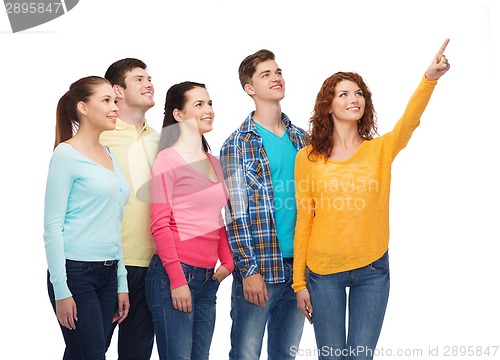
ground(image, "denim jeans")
xmin=308 ymin=251 xmax=390 ymax=360
xmin=145 ymin=254 xmax=220 ymax=360
xmin=105 ymin=265 xmax=154 ymax=360
xmin=229 ymin=258 xmax=305 ymax=360
xmin=47 ymin=259 xmax=119 ymax=360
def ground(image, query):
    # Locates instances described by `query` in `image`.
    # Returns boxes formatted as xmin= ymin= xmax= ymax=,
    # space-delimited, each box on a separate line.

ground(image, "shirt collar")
xmin=239 ymin=111 xmax=291 ymax=134
xmin=114 ymin=118 xmax=149 ymax=133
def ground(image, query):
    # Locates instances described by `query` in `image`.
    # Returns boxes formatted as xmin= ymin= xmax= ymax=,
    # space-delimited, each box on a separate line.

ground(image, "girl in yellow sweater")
xmin=292 ymin=39 xmax=450 ymax=360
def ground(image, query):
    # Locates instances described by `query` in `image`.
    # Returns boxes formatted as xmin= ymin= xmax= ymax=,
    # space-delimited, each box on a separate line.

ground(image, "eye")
xmin=356 ymin=91 xmax=363 ymax=97
xmin=339 ymin=93 xmax=347 ymax=97
xmin=276 ymin=70 xmax=282 ymax=76
xmin=114 ymin=100 xmax=118 ymax=104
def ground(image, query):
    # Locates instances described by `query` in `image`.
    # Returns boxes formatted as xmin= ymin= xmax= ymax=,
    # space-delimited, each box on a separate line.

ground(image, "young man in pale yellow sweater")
xmin=100 ymin=58 xmax=160 ymax=360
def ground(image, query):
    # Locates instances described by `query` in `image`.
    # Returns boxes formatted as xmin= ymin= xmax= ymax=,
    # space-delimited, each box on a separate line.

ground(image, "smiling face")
xmin=330 ymin=80 xmax=366 ymax=123
xmin=175 ymin=86 xmax=214 ymax=135
xmin=78 ymin=83 xmax=118 ymax=131
xmin=245 ymin=59 xmax=285 ymax=102
xmin=119 ymin=67 xmax=154 ymax=111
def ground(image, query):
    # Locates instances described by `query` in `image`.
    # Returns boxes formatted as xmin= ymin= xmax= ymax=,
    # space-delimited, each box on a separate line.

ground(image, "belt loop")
xmin=104 ymin=260 xmax=115 ymax=266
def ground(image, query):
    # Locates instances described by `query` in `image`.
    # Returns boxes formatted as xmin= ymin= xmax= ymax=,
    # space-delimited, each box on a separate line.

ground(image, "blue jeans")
xmin=47 ymin=259 xmax=119 ymax=360
xmin=308 ymin=251 xmax=390 ymax=360
xmin=145 ymin=254 xmax=220 ymax=360
xmin=105 ymin=265 xmax=154 ymax=360
xmin=229 ymin=258 xmax=305 ymax=360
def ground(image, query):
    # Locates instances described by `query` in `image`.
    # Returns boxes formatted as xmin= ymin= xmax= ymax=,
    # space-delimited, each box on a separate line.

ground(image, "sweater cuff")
xmin=117 ymin=274 xmax=129 ymax=293
xmin=53 ymin=280 xmax=72 ymax=301
xmin=165 ymin=261 xmax=188 ymax=290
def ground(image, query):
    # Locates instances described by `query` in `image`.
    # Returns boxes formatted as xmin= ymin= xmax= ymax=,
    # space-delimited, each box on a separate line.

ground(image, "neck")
xmin=173 ymin=129 xmax=205 ymax=156
xmin=70 ymin=127 xmax=102 ymax=148
xmin=332 ymin=122 xmax=363 ymax=149
xmin=117 ymin=102 xmax=148 ymax=132
xmin=252 ymin=101 xmax=283 ymax=132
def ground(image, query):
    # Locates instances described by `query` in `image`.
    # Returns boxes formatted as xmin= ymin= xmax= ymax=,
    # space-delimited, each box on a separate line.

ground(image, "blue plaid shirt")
xmin=220 ymin=112 xmax=307 ymax=284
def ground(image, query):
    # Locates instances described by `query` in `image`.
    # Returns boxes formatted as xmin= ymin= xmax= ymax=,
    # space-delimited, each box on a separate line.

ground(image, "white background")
xmin=1 ymin=0 xmax=499 ymax=359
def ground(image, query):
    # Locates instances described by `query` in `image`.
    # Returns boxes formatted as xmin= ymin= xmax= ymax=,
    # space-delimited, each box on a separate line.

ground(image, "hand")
xmin=296 ymin=288 xmax=313 ymax=324
xmin=425 ymin=38 xmax=451 ymax=81
xmin=56 ymin=296 xmax=78 ymax=330
xmin=171 ymin=285 xmax=192 ymax=312
xmin=242 ymin=273 xmax=268 ymax=306
xmin=112 ymin=292 xmax=130 ymax=324
xmin=212 ymin=265 xmax=231 ymax=283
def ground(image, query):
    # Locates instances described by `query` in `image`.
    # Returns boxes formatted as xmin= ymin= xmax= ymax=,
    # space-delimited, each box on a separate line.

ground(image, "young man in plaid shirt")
xmin=220 ymin=49 xmax=307 ymax=360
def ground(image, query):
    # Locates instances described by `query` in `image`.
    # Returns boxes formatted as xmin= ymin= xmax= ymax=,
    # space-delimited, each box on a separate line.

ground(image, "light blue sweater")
xmin=44 ymin=143 xmax=130 ymax=300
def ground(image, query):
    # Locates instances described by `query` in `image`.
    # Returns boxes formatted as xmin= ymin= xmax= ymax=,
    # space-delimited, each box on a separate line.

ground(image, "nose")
xmin=204 ymin=104 xmax=214 ymax=114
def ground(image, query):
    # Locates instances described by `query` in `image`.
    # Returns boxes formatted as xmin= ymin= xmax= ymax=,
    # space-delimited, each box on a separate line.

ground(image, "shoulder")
xmin=144 ymin=126 xmax=161 ymax=140
xmin=297 ymin=145 xmax=312 ymax=159
xmin=221 ymin=129 xmax=245 ymax=152
xmin=51 ymin=143 xmax=75 ymax=161
xmin=155 ymin=147 xmax=177 ymax=162
xmin=289 ymin=123 xmax=307 ymax=137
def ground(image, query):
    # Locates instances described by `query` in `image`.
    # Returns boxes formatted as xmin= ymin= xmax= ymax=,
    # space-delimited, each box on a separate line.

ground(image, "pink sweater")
xmin=150 ymin=148 xmax=234 ymax=289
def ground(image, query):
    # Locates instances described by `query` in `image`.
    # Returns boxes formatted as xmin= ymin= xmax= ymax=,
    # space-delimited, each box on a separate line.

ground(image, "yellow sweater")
xmin=292 ymin=75 xmax=437 ymax=292
xmin=100 ymin=119 xmax=160 ymax=267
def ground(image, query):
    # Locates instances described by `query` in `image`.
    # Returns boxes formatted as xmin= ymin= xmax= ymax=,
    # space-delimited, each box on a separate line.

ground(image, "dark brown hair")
xmin=104 ymin=58 xmax=147 ymax=88
xmin=159 ymin=81 xmax=211 ymax=153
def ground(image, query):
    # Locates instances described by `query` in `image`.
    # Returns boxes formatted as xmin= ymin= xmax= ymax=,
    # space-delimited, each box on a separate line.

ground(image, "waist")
xmin=66 ymin=259 xmax=118 ymax=267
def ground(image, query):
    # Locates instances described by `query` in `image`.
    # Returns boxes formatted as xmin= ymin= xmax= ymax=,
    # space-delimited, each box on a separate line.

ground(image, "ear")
xmin=113 ymin=85 xmax=125 ymax=99
xmin=173 ymin=109 xmax=183 ymax=122
xmin=244 ymin=83 xmax=255 ymax=96
xmin=77 ymin=101 xmax=87 ymax=116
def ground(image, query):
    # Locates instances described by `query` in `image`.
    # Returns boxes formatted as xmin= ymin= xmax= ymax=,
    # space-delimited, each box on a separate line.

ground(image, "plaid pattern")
xmin=220 ymin=112 xmax=307 ymax=283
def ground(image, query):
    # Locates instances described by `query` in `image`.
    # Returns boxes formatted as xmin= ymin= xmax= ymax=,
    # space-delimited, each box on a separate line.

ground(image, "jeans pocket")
xmin=65 ymin=260 xmax=92 ymax=275
xmin=180 ymin=263 xmax=194 ymax=283
xmin=369 ymin=251 xmax=390 ymax=272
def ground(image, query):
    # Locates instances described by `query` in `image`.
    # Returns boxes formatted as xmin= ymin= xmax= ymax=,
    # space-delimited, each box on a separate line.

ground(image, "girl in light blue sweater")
xmin=44 ymin=76 xmax=130 ymax=359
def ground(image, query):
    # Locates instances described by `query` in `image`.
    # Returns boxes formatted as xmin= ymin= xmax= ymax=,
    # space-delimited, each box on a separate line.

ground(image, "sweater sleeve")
xmin=292 ymin=147 xmax=316 ymax=292
xmin=387 ymin=74 xmax=437 ymax=160
xmin=217 ymin=215 xmax=235 ymax=273
xmin=150 ymin=152 xmax=186 ymax=290
xmin=213 ymin=157 xmax=235 ymax=272
xmin=43 ymin=146 xmax=73 ymax=300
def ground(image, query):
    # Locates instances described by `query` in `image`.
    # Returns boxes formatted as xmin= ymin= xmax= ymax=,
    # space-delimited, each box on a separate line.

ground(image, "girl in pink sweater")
xmin=146 ymin=81 xmax=234 ymax=360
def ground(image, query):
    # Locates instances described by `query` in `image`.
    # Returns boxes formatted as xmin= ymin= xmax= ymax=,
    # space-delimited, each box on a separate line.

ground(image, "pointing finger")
xmin=437 ymin=38 xmax=450 ymax=60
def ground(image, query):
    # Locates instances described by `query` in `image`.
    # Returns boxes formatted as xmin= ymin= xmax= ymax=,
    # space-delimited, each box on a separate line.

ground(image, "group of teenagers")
xmin=43 ymin=39 xmax=451 ymax=360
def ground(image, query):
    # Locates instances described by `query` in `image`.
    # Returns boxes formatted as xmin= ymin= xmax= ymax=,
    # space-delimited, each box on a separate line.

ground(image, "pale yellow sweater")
xmin=292 ymin=75 xmax=437 ymax=292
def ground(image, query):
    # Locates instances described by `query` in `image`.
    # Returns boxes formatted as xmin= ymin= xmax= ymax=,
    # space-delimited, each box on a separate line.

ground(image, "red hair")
xmin=308 ymin=72 xmax=378 ymax=161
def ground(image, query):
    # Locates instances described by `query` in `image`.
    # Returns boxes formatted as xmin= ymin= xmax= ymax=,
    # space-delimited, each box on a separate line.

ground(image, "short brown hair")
xmin=238 ymin=49 xmax=275 ymax=89
xmin=104 ymin=58 xmax=147 ymax=89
